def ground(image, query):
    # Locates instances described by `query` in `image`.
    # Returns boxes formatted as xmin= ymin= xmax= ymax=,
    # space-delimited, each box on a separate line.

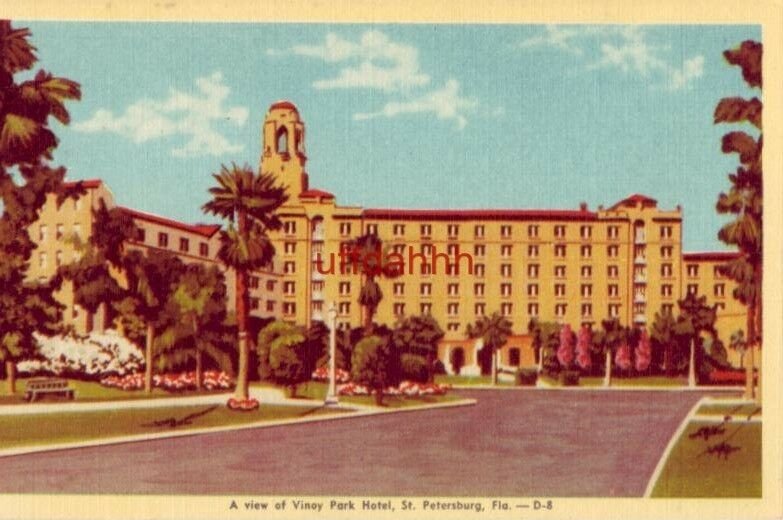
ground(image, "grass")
xmin=272 ymin=380 xmax=465 ymax=408
xmin=651 ymin=420 xmax=761 ymax=497
xmin=696 ymin=403 xmax=762 ymax=418
xmin=434 ymin=375 xmax=514 ymax=386
xmin=581 ymin=376 xmax=688 ymax=387
xmin=0 ymin=403 xmax=347 ymax=450
xmin=0 ymin=377 xmax=230 ymax=406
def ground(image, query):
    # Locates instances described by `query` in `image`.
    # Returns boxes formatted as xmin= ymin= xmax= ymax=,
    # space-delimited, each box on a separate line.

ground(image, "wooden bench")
xmin=23 ymin=378 xmax=75 ymax=402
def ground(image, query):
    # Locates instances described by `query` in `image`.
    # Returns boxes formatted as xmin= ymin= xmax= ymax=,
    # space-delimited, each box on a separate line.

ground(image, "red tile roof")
xmin=362 ymin=208 xmax=597 ymax=221
xmin=300 ymin=189 xmax=335 ymax=199
xmin=62 ymin=179 xmax=103 ymax=189
xmin=610 ymin=193 xmax=658 ymax=210
xmin=270 ymin=100 xmax=299 ymax=112
xmin=118 ymin=207 xmax=221 ymax=238
xmin=683 ymin=251 xmax=742 ymax=262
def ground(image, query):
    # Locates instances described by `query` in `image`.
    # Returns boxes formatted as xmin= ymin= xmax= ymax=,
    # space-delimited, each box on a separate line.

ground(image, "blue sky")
xmin=23 ymin=22 xmax=760 ymax=251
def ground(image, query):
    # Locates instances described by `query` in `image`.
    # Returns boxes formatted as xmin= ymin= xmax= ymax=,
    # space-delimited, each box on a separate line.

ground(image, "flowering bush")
xmin=635 ymin=330 xmax=652 ymax=372
xmin=556 ymin=324 xmax=575 ymax=368
xmin=575 ymin=326 xmax=592 ymax=370
xmin=227 ymin=397 xmax=260 ymax=411
xmin=615 ymin=341 xmax=632 ymax=371
xmin=311 ymin=366 xmax=351 ymax=383
xmin=18 ymin=330 xmax=144 ymax=379
xmin=337 ymin=380 xmax=451 ymax=397
xmin=100 ymin=370 xmax=233 ymax=392
xmin=707 ymin=370 xmax=755 ymax=385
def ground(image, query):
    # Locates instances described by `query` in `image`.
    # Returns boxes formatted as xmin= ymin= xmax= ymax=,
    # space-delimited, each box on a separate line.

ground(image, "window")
xmin=250 ymin=298 xmax=260 ymax=310
xmin=501 ymin=303 xmax=512 ymax=316
xmin=687 ymin=264 xmax=699 ymax=277
xmin=447 ymin=224 xmax=459 ymax=238
xmin=687 ymin=284 xmax=698 ymax=295
xmin=580 ymin=225 xmax=592 ymax=239
xmin=421 ymin=244 xmax=433 ymax=256
xmin=474 ymin=244 xmax=485 ymax=257
xmin=580 ymin=245 xmax=592 ymax=258
xmin=392 ymin=282 xmax=404 ymax=296
xmin=509 ymin=348 xmax=520 ymax=366
xmin=609 ymin=304 xmax=620 ymax=318
xmin=528 ymin=264 xmax=539 ymax=278
xmin=421 ymin=263 xmax=432 ymax=275
xmin=608 ymin=284 xmax=619 ymax=297
xmin=393 ymin=224 xmax=405 ymax=236
xmin=158 ymin=232 xmax=168 ymax=248
xmin=420 ymin=303 xmax=432 ymax=315
xmin=608 ymin=265 xmax=619 ymax=278
xmin=39 ymin=225 xmax=47 ymax=242
xmin=660 ymin=225 xmax=673 ymax=239
xmin=581 ymin=265 xmax=592 ymax=278
xmin=661 ymin=284 xmax=673 ymax=297
xmin=714 ymin=283 xmax=725 ymax=297
xmin=339 ymin=222 xmax=351 ymax=236
xmin=266 ymin=280 xmax=276 ymax=291
xmin=447 ymin=323 xmax=460 ymax=332
xmin=311 ymin=280 xmax=323 ymax=292
xmin=581 ymin=284 xmax=592 ymax=298
xmin=283 ymin=281 xmax=295 ymax=295
xmin=420 ymin=283 xmax=432 ymax=296
xmin=716 ymin=302 xmax=726 ymax=311
xmin=283 ymin=302 xmax=296 ymax=316
xmin=661 ymin=263 xmax=673 ymax=278
xmin=394 ymin=303 xmax=406 ymax=316
xmin=179 ymin=237 xmax=189 ymax=253
xmin=366 ymin=224 xmax=378 ymax=235
xmin=56 ymin=224 xmax=64 ymax=240
xmin=284 ymin=242 xmax=296 ymax=254
xmin=284 ymin=261 xmax=296 ymax=274
xmin=527 ymin=283 xmax=539 ymax=297
xmin=469 ymin=283 xmax=482 ymax=297
xmin=608 ymin=225 xmax=619 ymax=239
xmin=55 ymin=250 xmax=62 ymax=268
xmin=661 ymin=246 xmax=673 ymax=259
xmin=555 ymin=283 xmax=566 ymax=297
xmin=276 ymin=126 xmax=288 ymax=153
xmin=448 ymin=303 xmax=459 ymax=316
xmin=554 ymin=225 xmax=566 ymax=238
xmin=607 ymin=245 xmax=619 ymax=258
xmin=420 ymin=224 xmax=432 ymax=237
xmin=474 ymin=303 xmax=486 ymax=316
xmin=448 ymin=283 xmax=459 ymax=296
xmin=662 ymin=303 xmax=674 ymax=315
xmin=554 ymin=265 xmax=566 ymax=278
xmin=475 ymin=264 xmax=485 ymax=277
xmin=501 ymin=244 xmax=512 ymax=257
xmin=199 ymin=242 xmax=209 ymax=257
xmin=340 ymin=282 xmax=352 ymax=296
xmin=284 ymin=221 xmax=296 ymax=235
xmin=528 ymin=303 xmax=539 ymax=317
xmin=528 ymin=244 xmax=539 ymax=258
xmin=581 ymin=303 xmax=592 ymax=318
xmin=555 ymin=244 xmax=566 ymax=258
xmin=528 ymin=225 xmax=539 ymax=238
xmin=714 ymin=265 xmax=725 ymax=278
xmin=500 ymin=225 xmax=512 ymax=238
xmin=555 ymin=303 xmax=567 ymax=317
xmin=249 ymin=276 xmax=260 ymax=289
xmin=500 ymin=264 xmax=512 ymax=277
xmin=339 ymin=302 xmax=351 ymax=315
xmin=447 ymin=243 xmax=460 ymax=256
xmin=474 ymin=225 xmax=484 ymax=238
xmin=501 ymin=283 xmax=512 ymax=297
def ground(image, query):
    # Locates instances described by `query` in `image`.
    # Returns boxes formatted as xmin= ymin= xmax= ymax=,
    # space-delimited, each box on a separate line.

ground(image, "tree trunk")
xmin=603 ymin=350 xmax=612 ymax=387
xmin=5 ymin=361 xmax=16 ymax=396
xmin=374 ymin=389 xmax=384 ymax=406
xmin=363 ymin=304 xmax=374 ymax=336
xmin=688 ymin=339 xmax=696 ymax=388
xmin=491 ymin=348 xmax=498 ymax=386
xmin=234 ymin=209 xmax=250 ymax=401
xmin=145 ymin=322 xmax=155 ymax=394
xmin=192 ymin=315 xmax=202 ymax=390
xmin=745 ymin=302 xmax=755 ymax=399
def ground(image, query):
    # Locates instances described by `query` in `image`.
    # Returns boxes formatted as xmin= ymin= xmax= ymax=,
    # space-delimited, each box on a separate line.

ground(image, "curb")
xmin=449 ymin=384 xmax=744 ymax=392
xmin=0 ymin=398 xmax=476 ymax=459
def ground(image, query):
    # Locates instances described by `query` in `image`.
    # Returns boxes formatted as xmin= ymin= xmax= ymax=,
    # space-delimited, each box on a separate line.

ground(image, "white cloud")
xmin=74 ymin=72 xmax=248 ymax=158
xmin=353 ymin=79 xmax=477 ymax=129
xmin=519 ymin=25 xmax=704 ymax=91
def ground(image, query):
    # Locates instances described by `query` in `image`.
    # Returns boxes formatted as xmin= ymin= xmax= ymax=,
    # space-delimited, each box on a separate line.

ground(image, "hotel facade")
xmin=28 ymin=101 xmax=748 ymax=374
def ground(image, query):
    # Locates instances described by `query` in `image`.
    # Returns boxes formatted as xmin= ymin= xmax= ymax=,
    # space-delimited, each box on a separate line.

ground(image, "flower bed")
xmin=337 ymin=380 xmax=451 ymax=397
xmin=100 ymin=371 xmax=234 ymax=392
xmin=311 ymin=366 xmax=351 ymax=383
xmin=707 ymin=369 xmax=756 ymax=385
xmin=227 ymin=397 xmax=260 ymax=411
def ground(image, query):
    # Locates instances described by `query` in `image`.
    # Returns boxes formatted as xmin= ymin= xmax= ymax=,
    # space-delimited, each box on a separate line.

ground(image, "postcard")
xmin=0 ymin=1 xmax=781 ymax=519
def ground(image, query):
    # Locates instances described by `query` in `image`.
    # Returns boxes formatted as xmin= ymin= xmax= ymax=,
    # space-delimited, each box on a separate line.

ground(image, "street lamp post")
xmin=325 ymin=302 xmax=339 ymax=406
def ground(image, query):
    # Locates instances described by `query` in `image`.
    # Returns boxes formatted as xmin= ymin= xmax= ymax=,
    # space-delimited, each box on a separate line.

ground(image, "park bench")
xmin=23 ymin=378 xmax=75 ymax=402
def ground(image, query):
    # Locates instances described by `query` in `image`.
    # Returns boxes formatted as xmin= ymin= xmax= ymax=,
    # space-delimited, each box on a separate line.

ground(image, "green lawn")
xmin=651 ymin=420 xmax=761 ymax=497
xmin=0 ymin=378 xmax=230 ymax=406
xmin=0 ymin=403 xmax=347 ymax=450
xmin=270 ymin=380 xmax=465 ymax=408
xmin=434 ymin=375 xmax=514 ymax=386
xmin=696 ymin=403 xmax=761 ymax=418
xmin=582 ymin=376 xmax=688 ymax=387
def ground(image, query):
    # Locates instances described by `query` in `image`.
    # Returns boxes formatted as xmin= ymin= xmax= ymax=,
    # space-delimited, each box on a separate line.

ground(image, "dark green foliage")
xmin=351 ymin=335 xmax=395 ymax=404
xmin=515 ymin=368 xmax=538 ymax=386
xmin=399 ymin=353 xmax=428 ymax=383
xmin=528 ymin=319 xmax=560 ymax=374
xmin=449 ymin=347 xmax=465 ymax=375
xmin=559 ymin=370 xmax=580 ymax=386
xmin=393 ymin=313 xmax=444 ymax=382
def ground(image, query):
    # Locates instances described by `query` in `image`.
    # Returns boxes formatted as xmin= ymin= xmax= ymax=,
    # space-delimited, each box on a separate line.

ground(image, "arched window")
xmin=276 ymin=126 xmax=288 ymax=154
xmin=509 ymin=348 xmax=521 ymax=366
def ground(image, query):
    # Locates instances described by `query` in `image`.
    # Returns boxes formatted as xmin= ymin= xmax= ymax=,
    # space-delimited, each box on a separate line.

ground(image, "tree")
xmin=158 ymin=263 xmax=231 ymax=389
xmin=392 ymin=313 xmax=445 ymax=382
xmin=257 ymin=320 xmax=301 ymax=381
xmin=349 ymin=233 xmax=401 ymax=335
xmin=594 ymin=318 xmax=626 ymax=387
xmin=351 ymin=335 xmax=395 ymax=405
xmin=729 ymin=329 xmax=748 ymax=368
xmin=202 ymin=163 xmax=287 ymax=403
xmin=714 ymin=40 xmax=762 ymax=401
xmin=651 ymin=310 xmax=678 ymax=375
xmin=466 ymin=312 xmax=512 ymax=386
xmin=266 ymin=324 xmax=307 ymax=397
xmin=527 ymin=318 xmax=560 ymax=374
xmin=575 ymin=325 xmax=592 ymax=371
xmin=0 ymin=21 xmax=81 ymax=394
xmin=674 ymin=292 xmax=717 ymax=387
xmin=556 ymin=323 xmax=575 ymax=369
xmin=635 ymin=329 xmax=652 ymax=373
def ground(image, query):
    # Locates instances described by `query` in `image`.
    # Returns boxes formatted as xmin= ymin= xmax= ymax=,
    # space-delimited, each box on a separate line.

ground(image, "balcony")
xmin=311 ymin=270 xmax=324 ymax=281
xmin=633 ymin=313 xmax=647 ymax=323
xmin=634 ymin=274 xmax=647 ymax=284
xmin=311 ymin=291 xmax=324 ymax=301
xmin=634 ymin=293 xmax=646 ymax=303
xmin=312 ymin=228 xmax=325 ymax=241
xmin=311 ymin=310 xmax=323 ymax=322
xmin=634 ymin=256 xmax=646 ymax=265
xmin=634 ymin=233 xmax=646 ymax=244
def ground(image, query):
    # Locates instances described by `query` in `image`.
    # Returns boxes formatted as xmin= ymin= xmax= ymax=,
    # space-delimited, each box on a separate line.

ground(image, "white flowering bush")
xmin=101 ymin=371 xmax=233 ymax=392
xmin=337 ymin=380 xmax=451 ymax=397
xmin=17 ymin=330 xmax=144 ymax=379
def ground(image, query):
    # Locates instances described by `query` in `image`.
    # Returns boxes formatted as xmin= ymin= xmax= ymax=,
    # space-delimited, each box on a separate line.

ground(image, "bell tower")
xmin=260 ymin=100 xmax=308 ymax=200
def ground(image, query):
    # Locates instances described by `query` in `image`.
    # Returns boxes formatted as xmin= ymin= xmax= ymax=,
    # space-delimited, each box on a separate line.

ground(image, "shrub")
xmin=559 ymin=370 xmax=580 ymax=386
xmin=515 ymin=368 xmax=538 ymax=386
xmin=269 ymin=341 xmax=309 ymax=397
xmin=351 ymin=335 xmax=395 ymax=405
xmin=399 ymin=354 xmax=429 ymax=383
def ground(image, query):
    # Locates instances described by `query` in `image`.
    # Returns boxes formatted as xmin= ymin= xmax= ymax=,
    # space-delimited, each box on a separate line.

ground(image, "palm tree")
xmin=202 ymin=164 xmax=288 ymax=402
xmin=674 ymin=292 xmax=717 ymax=387
xmin=650 ymin=310 xmax=678 ymax=375
xmin=729 ymin=329 xmax=747 ymax=368
xmin=351 ymin=233 xmax=400 ymax=335
xmin=596 ymin=318 xmax=626 ymax=387
xmin=466 ymin=312 xmax=512 ymax=385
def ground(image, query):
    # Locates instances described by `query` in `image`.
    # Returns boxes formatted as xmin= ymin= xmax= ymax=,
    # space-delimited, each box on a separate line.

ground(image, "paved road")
xmin=0 ymin=390 xmax=717 ymax=496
